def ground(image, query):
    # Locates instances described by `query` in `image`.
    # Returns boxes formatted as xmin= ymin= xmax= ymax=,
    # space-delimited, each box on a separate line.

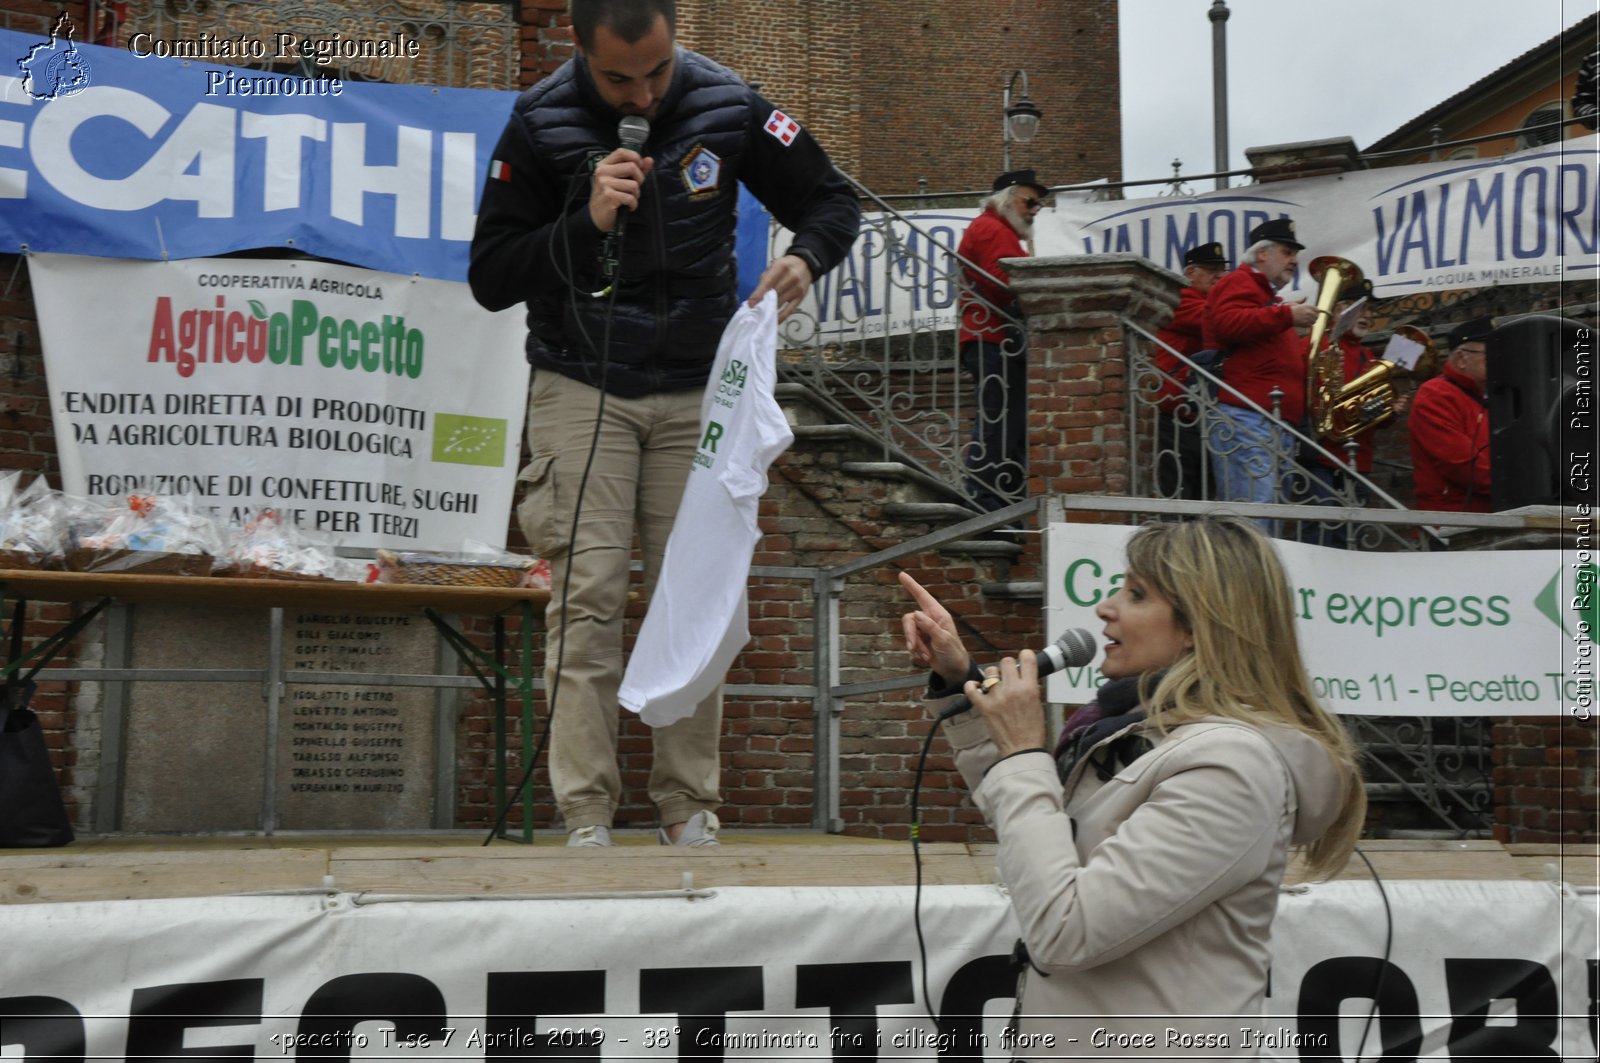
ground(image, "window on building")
xmin=1516 ymin=101 xmax=1569 ymax=148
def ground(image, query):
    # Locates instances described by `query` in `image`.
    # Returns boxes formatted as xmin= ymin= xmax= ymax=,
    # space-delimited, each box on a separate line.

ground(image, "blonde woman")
xmin=899 ymin=516 xmax=1366 ymax=1057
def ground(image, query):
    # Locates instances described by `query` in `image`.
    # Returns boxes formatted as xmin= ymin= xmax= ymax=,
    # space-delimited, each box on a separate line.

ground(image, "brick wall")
xmin=514 ymin=0 xmax=1121 ymax=195
xmin=1493 ymin=718 xmax=1599 ymax=842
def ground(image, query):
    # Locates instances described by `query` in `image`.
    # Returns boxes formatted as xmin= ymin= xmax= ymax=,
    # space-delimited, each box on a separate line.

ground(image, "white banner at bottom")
xmin=0 ymin=881 xmax=1592 ymax=1060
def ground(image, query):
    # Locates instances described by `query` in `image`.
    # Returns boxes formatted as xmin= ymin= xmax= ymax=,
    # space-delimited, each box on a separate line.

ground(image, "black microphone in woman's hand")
xmin=936 ymin=629 xmax=1099 ymax=722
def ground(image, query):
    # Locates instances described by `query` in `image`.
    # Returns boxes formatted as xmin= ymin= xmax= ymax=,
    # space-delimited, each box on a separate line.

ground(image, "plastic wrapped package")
xmin=220 ymin=509 xmax=366 ymax=582
xmin=0 ymin=475 xmax=71 ymax=569
xmin=65 ymin=494 xmax=226 ymax=576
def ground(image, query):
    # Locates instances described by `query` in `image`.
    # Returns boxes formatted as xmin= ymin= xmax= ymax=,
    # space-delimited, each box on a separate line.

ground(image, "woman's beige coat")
xmin=942 ymin=708 xmax=1346 ymax=1060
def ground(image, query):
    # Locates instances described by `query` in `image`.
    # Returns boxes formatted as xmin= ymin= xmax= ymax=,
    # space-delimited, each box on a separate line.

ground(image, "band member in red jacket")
xmin=1409 ymin=317 xmax=1496 ymax=513
xmin=1202 ymin=218 xmax=1319 ymax=532
xmin=1295 ymin=277 xmax=1409 ymax=547
xmin=1151 ymin=242 xmax=1228 ymax=500
xmin=956 ymin=169 xmax=1046 ymax=512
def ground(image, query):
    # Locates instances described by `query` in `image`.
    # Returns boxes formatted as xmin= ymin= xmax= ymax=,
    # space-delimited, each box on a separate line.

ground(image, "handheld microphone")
xmin=614 ymin=115 xmax=650 ymax=227
xmin=936 ymin=628 xmax=1098 ymax=722
xmin=601 ymin=116 xmax=651 ymax=283
xmin=618 ymin=114 xmax=650 ymax=153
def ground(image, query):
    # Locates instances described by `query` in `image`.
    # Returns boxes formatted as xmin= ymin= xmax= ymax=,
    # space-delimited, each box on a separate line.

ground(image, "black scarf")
xmin=1053 ymin=673 xmax=1159 ymax=785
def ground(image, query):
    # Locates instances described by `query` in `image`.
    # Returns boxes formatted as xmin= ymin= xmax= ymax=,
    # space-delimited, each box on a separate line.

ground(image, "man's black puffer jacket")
xmin=469 ymin=48 xmax=860 ymax=398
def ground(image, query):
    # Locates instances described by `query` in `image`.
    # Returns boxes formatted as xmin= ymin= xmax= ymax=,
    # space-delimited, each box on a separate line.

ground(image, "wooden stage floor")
xmin=0 ymin=834 xmax=1592 ymax=905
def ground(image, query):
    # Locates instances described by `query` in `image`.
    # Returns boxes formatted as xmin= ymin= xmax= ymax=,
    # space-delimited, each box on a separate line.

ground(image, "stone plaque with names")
xmin=278 ymin=610 xmax=437 ymax=830
xmin=120 ymin=605 xmax=441 ymax=831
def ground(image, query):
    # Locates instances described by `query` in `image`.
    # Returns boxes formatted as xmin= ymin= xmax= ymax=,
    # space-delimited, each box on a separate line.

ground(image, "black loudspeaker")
xmin=1486 ymin=314 xmax=1597 ymax=509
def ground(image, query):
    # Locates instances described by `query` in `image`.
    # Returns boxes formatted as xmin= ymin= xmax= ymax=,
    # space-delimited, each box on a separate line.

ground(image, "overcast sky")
xmin=1117 ymin=0 xmax=1596 ymax=195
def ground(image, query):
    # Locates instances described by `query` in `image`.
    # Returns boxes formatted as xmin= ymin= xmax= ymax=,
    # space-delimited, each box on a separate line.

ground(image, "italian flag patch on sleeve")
xmin=489 ymin=159 xmax=512 ymax=181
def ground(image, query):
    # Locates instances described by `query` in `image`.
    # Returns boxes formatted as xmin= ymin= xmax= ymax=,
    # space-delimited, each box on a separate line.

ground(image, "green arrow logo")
xmin=1535 ymin=564 xmax=1599 ymax=638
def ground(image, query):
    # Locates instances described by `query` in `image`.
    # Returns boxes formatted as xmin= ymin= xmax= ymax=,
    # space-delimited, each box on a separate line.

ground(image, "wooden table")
xmin=0 ymin=569 xmax=550 ymax=838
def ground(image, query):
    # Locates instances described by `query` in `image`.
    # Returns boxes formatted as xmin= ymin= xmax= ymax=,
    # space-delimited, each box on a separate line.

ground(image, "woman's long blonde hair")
xmin=1123 ymin=517 xmax=1366 ymax=877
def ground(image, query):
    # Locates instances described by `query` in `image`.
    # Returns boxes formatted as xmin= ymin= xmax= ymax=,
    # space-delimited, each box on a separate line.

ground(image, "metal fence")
xmin=774 ymin=175 xmax=1025 ymax=513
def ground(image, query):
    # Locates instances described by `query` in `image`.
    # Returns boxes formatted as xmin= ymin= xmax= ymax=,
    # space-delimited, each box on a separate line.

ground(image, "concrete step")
xmin=839 ymin=461 xmax=969 ymax=506
xmin=1363 ymin=781 xmax=1491 ymax=801
xmin=980 ymin=581 xmax=1044 ymax=600
xmin=789 ymin=423 xmax=882 ymax=448
xmin=882 ymin=502 xmax=980 ymax=523
xmin=938 ymin=539 xmax=1024 ymax=560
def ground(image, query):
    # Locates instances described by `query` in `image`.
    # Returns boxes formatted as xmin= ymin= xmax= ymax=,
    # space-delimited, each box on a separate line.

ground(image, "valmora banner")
xmin=0 ymin=882 xmax=1591 ymax=1060
xmin=1046 ymin=522 xmax=1596 ymax=717
xmin=31 ymin=253 xmax=528 ymax=551
xmin=1035 ymin=135 xmax=1599 ymax=298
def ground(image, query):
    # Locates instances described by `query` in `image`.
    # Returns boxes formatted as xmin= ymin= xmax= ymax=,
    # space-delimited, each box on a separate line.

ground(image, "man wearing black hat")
xmin=1408 ymin=316 xmax=1496 ymax=513
xmin=1201 ymin=218 xmax=1320 ymax=530
xmin=1150 ymin=242 xmax=1228 ymax=500
xmin=1295 ymin=275 xmax=1408 ymax=546
xmin=955 ymin=169 xmax=1048 ymax=512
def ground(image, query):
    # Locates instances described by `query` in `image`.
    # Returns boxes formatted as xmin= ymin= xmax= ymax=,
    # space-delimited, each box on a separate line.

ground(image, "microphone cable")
xmin=483 ymin=152 xmax=637 ymax=845
xmin=1350 ymin=845 xmax=1394 ymax=1062
xmin=908 ymin=700 xmax=946 ymax=1025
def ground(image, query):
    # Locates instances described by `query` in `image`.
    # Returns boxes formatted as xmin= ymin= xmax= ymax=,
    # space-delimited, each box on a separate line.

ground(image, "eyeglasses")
xmin=1020 ymin=196 xmax=1042 ymax=210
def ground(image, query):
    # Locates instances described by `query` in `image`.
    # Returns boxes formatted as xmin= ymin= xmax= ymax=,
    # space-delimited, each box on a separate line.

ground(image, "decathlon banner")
xmin=1045 ymin=522 xmax=1596 ymax=716
xmin=1036 ymin=135 xmax=1600 ymax=297
xmin=0 ymin=881 xmax=1591 ymax=1060
xmin=0 ymin=27 xmax=515 ymax=281
xmin=31 ymin=253 xmax=528 ymax=551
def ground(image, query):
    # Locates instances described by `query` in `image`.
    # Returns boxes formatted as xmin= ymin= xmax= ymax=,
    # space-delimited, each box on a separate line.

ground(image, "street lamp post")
xmin=1002 ymin=70 xmax=1041 ymax=172
xmin=1209 ymin=0 xmax=1230 ymax=190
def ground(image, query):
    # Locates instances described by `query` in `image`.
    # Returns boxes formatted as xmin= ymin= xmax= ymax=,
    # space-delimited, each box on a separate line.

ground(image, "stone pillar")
xmin=1004 ymin=253 xmax=1180 ymax=500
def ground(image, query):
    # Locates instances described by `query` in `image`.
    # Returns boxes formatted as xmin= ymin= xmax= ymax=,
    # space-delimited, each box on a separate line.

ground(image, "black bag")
xmin=0 ymin=678 xmax=75 ymax=847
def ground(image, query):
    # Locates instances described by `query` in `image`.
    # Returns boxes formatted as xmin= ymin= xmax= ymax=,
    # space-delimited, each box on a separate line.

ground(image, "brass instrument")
xmin=1321 ymin=324 xmax=1439 ymax=443
xmin=1303 ymin=256 xmax=1361 ymax=439
xmin=1303 ymin=259 xmax=1438 ymax=444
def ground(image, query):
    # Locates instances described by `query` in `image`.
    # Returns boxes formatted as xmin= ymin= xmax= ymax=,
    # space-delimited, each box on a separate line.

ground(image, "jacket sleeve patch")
xmin=763 ymin=109 xmax=800 ymax=146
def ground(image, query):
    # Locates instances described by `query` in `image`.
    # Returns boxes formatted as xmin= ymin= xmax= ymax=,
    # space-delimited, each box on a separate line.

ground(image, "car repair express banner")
xmin=31 ymin=253 xmax=528 ymax=551
xmin=1047 ymin=522 xmax=1595 ymax=717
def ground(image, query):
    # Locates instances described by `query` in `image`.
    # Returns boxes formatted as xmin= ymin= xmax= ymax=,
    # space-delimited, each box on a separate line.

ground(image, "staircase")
xmin=777 ymin=383 xmax=1033 ymax=587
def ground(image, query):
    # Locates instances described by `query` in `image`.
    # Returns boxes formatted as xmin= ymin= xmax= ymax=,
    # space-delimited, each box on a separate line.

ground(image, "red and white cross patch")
xmin=764 ymin=109 xmax=800 ymax=146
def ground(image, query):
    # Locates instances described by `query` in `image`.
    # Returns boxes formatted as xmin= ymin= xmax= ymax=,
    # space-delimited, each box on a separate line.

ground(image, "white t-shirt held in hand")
xmin=619 ymin=292 xmax=793 ymax=727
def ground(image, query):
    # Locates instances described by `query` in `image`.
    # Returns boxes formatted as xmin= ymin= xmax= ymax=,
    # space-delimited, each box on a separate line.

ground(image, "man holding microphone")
xmin=469 ymin=0 xmax=859 ymax=847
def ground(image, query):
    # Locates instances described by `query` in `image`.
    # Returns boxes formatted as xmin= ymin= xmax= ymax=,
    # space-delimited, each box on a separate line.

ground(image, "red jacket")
xmin=1152 ymin=287 xmax=1205 ymax=414
xmin=1310 ymin=334 xmax=1382 ymax=472
xmin=1202 ymin=265 xmax=1305 ymax=423
xmin=957 ymin=207 xmax=1027 ymax=345
xmin=1409 ymin=364 xmax=1492 ymax=512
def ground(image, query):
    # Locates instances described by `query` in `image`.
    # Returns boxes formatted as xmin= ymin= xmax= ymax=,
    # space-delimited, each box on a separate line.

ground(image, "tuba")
xmin=1302 ymin=256 xmax=1361 ymax=440
xmin=1303 ymin=259 xmax=1437 ymax=444
xmin=1321 ymin=324 xmax=1438 ymax=443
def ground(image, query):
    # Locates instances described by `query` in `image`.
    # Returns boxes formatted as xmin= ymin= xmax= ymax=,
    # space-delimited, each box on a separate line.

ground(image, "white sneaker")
xmin=659 ymin=810 xmax=720 ymax=847
xmin=566 ymin=825 xmax=612 ymax=847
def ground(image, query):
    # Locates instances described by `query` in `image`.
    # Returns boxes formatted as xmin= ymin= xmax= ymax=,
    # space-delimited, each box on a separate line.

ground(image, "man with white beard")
xmin=955 ymin=169 xmax=1047 ymax=512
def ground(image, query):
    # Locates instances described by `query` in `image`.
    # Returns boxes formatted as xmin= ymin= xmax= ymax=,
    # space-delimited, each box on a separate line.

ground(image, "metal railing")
xmin=1123 ymin=320 xmax=1428 ymax=552
xmin=775 ymin=174 xmax=1027 ymax=513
